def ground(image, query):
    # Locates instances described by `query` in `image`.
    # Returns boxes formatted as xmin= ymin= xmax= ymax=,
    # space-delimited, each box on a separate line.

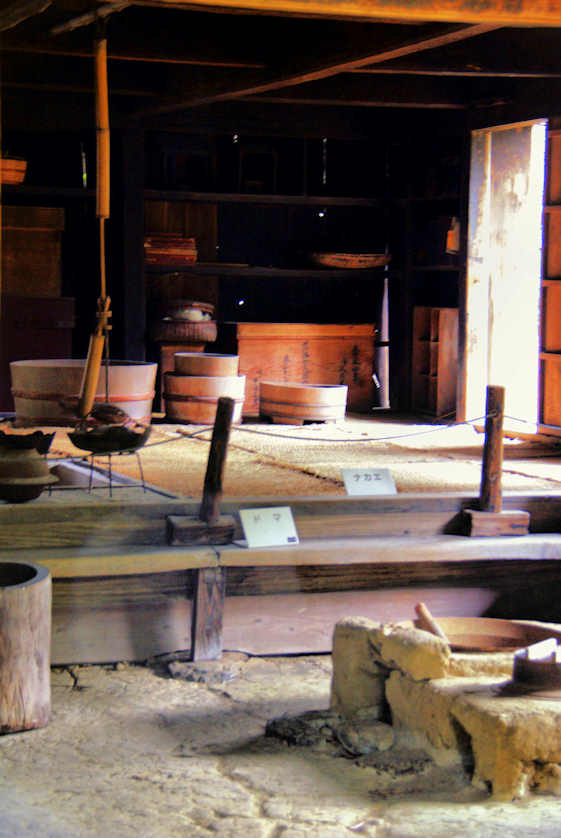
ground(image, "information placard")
xmin=342 ymin=468 xmax=397 ymax=496
xmin=239 ymin=506 xmax=300 ymax=548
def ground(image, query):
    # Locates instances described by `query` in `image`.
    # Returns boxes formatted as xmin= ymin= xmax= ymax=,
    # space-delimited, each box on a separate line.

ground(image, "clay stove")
xmin=330 ymin=615 xmax=561 ymax=800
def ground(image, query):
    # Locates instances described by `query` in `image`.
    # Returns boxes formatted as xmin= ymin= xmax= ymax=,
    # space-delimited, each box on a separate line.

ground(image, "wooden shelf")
xmin=2 ymin=184 xmax=96 ymax=200
xmin=143 ymin=188 xmax=381 ymax=207
xmin=407 ymin=194 xmax=460 ymax=202
xmin=144 ymin=261 xmax=391 ymax=279
xmin=411 ymin=264 xmax=461 ymax=272
xmin=411 ymin=306 xmax=458 ymax=417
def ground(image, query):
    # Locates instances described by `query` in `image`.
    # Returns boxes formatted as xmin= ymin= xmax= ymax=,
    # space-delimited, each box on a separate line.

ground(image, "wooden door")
xmin=464 ymin=119 xmax=547 ymax=432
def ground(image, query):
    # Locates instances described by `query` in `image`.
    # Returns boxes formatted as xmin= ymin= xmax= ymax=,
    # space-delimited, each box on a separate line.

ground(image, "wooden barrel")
xmin=174 ymin=352 xmax=239 ymax=377
xmin=260 ymin=381 xmax=348 ymax=423
xmin=164 ymin=373 xmax=245 ymax=424
xmin=0 ymin=560 xmax=51 ymax=732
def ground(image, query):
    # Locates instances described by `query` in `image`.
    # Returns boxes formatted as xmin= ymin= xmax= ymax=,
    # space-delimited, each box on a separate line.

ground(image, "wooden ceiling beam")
xmin=0 ymin=0 xmax=51 ymax=31
xmin=135 ymin=21 xmax=499 ymax=117
xmin=2 ymin=80 xmax=152 ymax=96
xmin=240 ymin=95 xmax=465 ymax=109
xmin=1 ymin=43 xmax=265 ymax=68
xmin=127 ymin=0 xmax=561 ymax=27
xmin=49 ymin=1 xmax=131 ymax=34
xmin=349 ymin=67 xmax=561 ymax=79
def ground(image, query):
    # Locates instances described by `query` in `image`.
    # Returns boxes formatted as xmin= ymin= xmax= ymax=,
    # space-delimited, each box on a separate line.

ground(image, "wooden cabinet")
xmin=411 ymin=306 xmax=458 ymax=417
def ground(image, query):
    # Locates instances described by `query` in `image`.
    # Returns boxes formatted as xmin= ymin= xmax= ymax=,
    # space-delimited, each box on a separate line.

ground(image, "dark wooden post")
xmin=199 ymin=396 xmax=235 ymax=525
xmin=464 ymin=384 xmax=530 ymax=536
xmin=167 ymin=396 xmax=237 ymax=545
xmin=479 ymin=384 xmax=505 ymax=513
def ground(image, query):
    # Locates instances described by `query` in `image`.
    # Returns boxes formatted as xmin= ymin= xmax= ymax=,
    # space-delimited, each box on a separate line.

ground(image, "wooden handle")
xmin=415 ymin=602 xmax=449 ymax=643
xmin=95 ymin=37 xmax=110 ymax=219
xmin=78 ymin=333 xmax=105 ymax=418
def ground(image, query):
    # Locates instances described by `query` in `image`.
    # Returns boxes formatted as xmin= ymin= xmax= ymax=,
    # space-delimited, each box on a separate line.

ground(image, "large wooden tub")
xmin=10 ymin=359 xmax=157 ymax=426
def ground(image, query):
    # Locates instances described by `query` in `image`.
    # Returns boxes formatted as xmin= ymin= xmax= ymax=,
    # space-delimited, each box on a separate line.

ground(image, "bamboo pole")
xmin=78 ymin=36 xmax=111 ymax=418
xmin=95 ymin=37 xmax=110 ymax=223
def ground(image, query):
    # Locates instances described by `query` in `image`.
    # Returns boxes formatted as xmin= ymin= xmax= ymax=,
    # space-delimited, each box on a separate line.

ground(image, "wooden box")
xmin=1 ymin=206 xmax=65 ymax=297
xmin=216 ymin=322 xmax=375 ymax=416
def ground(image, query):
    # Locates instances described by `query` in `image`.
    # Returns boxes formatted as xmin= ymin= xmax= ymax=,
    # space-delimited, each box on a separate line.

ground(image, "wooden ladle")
xmin=415 ymin=601 xmax=450 ymax=644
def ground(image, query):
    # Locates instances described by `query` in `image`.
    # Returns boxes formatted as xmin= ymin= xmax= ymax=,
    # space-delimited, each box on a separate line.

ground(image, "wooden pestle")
xmin=415 ymin=601 xmax=450 ymax=644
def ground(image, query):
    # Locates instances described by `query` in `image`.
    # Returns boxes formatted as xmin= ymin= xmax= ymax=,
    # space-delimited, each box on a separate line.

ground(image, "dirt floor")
xmin=47 ymin=411 xmax=561 ymax=498
xmin=5 ymin=411 xmax=561 ymax=836
xmin=4 ymin=654 xmax=561 ymax=838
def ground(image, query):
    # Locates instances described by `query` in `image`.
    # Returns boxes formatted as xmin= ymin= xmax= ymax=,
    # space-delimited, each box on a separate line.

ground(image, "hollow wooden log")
xmin=0 ymin=560 xmax=51 ymax=733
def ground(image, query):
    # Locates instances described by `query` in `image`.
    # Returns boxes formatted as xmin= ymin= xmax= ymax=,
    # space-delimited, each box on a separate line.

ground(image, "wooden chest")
xmin=216 ymin=322 xmax=375 ymax=416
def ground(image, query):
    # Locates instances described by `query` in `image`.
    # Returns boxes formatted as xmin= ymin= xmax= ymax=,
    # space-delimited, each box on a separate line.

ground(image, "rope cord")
xmin=145 ymin=414 xmax=495 ymax=447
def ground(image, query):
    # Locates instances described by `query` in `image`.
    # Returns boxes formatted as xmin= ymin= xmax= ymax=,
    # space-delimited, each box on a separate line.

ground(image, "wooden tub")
xmin=10 ymin=359 xmax=157 ymax=426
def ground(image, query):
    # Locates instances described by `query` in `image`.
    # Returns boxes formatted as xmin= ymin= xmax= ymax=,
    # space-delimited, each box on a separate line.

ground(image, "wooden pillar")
xmin=190 ymin=566 xmax=226 ymax=662
xmin=464 ymin=384 xmax=530 ymax=536
xmin=479 ymin=384 xmax=504 ymax=513
xmin=188 ymin=396 xmax=235 ymax=660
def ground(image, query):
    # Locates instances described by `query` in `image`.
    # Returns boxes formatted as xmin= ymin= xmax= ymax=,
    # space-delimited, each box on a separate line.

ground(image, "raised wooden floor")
xmin=3 ymin=486 xmax=561 ymax=663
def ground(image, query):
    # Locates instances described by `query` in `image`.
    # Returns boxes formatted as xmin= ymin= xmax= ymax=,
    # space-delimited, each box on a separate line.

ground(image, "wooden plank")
xmin=219 ymin=587 xmax=497 ymax=656
xmin=463 ymin=508 xmax=531 ymax=536
xmin=216 ymin=533 xmax=561 ymax=567
xmin=223 ymin=554 xmax=561 ymax=594
xmin=52 ymin=573 xmax=192 ymax=665
xmin=133 ymin=0 xmax=561 ymax=27
xmin=28 ymin=545 xmax=218 ymax=579
xmin=0 ymin=498 xmax=190 ymax=550
xmin=545 ymin=212 xmax=561 ymax=278
xmin=167 ymin=515 xmax=237 ymax=546
xmin=0 ymin=0 xmax=50 ymax=32
xmin=191 ymin=567 xmax=226 ymax=661
xmin=144 ymin=190 xmax=380 ymax=207
xmin=5 ymin=492 xmax=561 ymax=552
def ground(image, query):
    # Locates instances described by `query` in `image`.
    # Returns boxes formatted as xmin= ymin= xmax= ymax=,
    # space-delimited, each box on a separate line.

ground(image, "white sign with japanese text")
xmin=239 ymin=506 xmax=300 ymax=548
xmin=342 ymin=468 xmax=397 ymax=496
